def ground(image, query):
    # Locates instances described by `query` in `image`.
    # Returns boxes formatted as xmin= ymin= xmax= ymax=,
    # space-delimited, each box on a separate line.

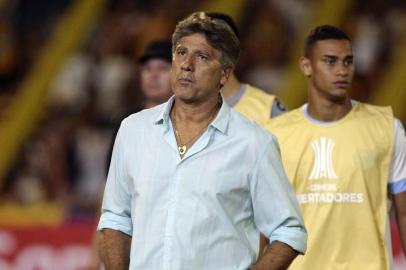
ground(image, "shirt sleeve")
xmin=250 ymin=134 xmax=307 ymax=254
xmin=97 ymin=119 xmax=133 ymax=236
xmin=388 ymin=118 xmax=406 ymax=194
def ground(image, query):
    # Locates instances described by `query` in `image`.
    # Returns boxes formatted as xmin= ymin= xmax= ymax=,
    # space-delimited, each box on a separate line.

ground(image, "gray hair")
xmin=172 ymin=12 xmax=240 ymax=68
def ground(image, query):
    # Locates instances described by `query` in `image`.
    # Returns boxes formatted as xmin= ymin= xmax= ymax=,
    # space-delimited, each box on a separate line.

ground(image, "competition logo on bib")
xmin=309 ymin=137 xmax=338 ymax=180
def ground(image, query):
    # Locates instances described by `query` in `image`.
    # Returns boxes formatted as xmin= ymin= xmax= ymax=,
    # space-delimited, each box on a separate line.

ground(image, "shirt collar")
xmin=154 ymin=95 xmax=175 ymax=126
xmin=154 ymin=95 xmax=230 ymax=134
xmin=211 ymin=95 xmax=230 ymax=134
xmin=301 ymin=99 xmax=357 ymax=125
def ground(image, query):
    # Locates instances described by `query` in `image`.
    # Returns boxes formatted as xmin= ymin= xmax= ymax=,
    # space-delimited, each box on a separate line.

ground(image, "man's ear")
xmin=299 ymin=56 xmax=312 ymax=77
xmin=219 ymin=66 xmax=232 ymax=89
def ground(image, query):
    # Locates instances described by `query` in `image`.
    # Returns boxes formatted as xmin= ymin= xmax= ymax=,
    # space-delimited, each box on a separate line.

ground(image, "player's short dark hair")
xmin=205 ymin=12 xmax=239 ymax=39
xmin=304 ymin=25 xmax=351 ymax=57
xmin=172 ymin=11 xmax=240 ymax=68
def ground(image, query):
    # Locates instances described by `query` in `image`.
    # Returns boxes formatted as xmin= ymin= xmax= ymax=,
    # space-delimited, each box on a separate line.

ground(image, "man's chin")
xmin=328 ymin=91 xmax=349 ymax=102
xmin=173 ymin=87 xmax=196 ymax=102
xmin=175 ymin=95 xmax=198 ymax=104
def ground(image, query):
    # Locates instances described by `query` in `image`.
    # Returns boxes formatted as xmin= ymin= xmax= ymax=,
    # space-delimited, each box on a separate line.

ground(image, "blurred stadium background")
xmin=0 ymin=0 xmax=405 ymax=269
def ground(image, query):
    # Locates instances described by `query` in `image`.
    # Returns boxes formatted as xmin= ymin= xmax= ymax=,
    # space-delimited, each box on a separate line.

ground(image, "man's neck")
xmin=172 ymin=95 xmax=220 ymax=124
xmin=307 ymin=91 xmax=352 ymax=122
xmin=221 ymin=74 xmax=241 ymax=100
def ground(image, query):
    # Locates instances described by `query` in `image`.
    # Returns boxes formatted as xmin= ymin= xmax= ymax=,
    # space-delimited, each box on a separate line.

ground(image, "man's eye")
xmin=176 ymin=50 xmax=186 ymax=56
xmin=198 ymin=54 xmax=208 ymax=60
xmin=344 ymin=59 xmax=353 ymax=66
xmin=324 ymin=59 xmax=335 ymax=65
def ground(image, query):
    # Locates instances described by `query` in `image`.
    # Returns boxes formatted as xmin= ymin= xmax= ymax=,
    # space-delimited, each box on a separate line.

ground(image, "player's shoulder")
xmin=266 ymin=107 xmax=304 ymax=129
xmin=356 ymin=101 xmax=393 ymax=118
xmin=352 ymin=102 xmax=394 ymax=129
xmin=245 ymin=84 xmax=276 ymax=99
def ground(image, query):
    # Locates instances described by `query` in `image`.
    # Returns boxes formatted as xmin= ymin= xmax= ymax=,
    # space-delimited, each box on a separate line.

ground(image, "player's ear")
xmin=299 ymin=56 xmax=312 ymax=77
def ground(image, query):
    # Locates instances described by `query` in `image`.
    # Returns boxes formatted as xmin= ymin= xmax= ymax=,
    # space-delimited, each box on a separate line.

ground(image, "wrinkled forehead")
xmin=175 ymin=33 xmax=222 ymax=58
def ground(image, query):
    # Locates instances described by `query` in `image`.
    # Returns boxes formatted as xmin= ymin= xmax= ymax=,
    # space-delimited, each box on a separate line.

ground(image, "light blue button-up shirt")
xmin=98 ymin=96 xmax=307 ymax=270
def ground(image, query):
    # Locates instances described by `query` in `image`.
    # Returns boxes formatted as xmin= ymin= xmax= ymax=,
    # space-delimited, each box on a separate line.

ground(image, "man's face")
xmin=141 ymin=58 xmax=172 ymax=103
xmin=301 ymin=39 xmax=354 ymax=101
xmin=171 ymin=33 xmax=230 ymax=104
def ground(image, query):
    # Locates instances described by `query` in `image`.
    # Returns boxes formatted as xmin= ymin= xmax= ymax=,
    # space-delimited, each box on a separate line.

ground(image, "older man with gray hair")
xmin=97 ymin=12 xmax=307 ymax=270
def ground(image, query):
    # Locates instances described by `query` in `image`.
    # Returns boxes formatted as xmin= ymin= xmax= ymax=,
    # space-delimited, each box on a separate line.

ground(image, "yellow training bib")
xmin=267 ymin=102 xmax=394 ymax=270
xmin=233 ymin=84 xmax=275 ymax=126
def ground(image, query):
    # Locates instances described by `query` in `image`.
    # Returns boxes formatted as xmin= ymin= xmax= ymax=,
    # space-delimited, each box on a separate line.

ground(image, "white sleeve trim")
xmin=388 ymin=118 xmax=406 ymax=194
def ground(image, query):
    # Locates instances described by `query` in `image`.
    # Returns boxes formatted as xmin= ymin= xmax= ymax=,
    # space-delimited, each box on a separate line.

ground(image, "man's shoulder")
xmin=355 ymin=101 xmax=393 ymax=119
xmin=245 ymin=84 xmax=276 ymax=100
xmin=233 ymin=84 xmax=280 ymax=123
xmin=121 ymin=103 xmax=165 ymax=130
xmin=266 ymin=107 xmax=304 ymax=130
xmin=229 ymin=108 xmax=275 ymax=143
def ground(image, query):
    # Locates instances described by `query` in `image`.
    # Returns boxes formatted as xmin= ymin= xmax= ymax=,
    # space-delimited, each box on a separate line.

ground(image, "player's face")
xmin=300 ymin=39 xmax=354 ymax=101
xmin=141 ymin=58 xmax=172 ymax=103
xmin=171 ymin=33 xmax=230 ymax=104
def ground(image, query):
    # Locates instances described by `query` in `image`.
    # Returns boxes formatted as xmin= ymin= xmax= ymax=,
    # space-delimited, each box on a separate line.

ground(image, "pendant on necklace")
xmin=178 ymin=145 xmax=187 ymax=155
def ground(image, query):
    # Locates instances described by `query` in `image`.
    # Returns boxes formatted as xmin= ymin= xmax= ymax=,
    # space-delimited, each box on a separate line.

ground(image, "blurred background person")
xmin=105 ymin=39 xmax=173 ymax=168
xmin=137 ymin=40 xmax=173 ymax=109
xmin=207 ymin=12 xmax=287 ymax=127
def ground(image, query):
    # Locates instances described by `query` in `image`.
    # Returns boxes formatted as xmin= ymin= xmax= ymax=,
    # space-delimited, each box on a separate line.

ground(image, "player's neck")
xmin=307 ymin=94 xmax=352 ymax=122
xmin=221 ymin=74 xmax=241 ymax=100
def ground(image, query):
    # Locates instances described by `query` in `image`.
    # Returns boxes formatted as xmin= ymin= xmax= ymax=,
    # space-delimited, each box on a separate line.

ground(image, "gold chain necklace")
xmin=172 ymin=104 xmax=218 ymax=156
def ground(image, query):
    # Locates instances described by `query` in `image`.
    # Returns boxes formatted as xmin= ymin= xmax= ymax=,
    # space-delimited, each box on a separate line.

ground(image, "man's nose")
xmin=181 ymin=55 xmax=194 ymax=71
xmin=336 ymin=63 xmax=349 ymax=77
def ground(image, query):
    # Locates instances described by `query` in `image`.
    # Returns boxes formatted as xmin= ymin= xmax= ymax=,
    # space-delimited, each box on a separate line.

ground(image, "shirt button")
xmin=169 ymin=197 xmax=176 ymax=204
